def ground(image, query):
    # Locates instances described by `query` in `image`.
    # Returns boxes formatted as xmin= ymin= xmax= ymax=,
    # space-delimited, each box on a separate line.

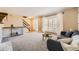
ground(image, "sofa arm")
xmin=60 ymin=41 xmax=79 ymax=51
xmin=57 ymin=38 xmax=72 ymax=44
xmin=60 ymin=42 xmax=72 ymax=51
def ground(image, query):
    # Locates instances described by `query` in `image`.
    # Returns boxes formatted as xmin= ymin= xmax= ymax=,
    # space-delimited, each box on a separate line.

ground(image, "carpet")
xmin=3 ymin=32 xmax=48 ymax=51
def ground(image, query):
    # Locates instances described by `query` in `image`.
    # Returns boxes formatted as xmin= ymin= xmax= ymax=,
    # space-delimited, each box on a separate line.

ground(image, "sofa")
xmin=61 ymin=31 xmax=73 ymax=38
xmin=47 ymin=30 xmax=79 ymax=51
xmin=60 ymin=35 xmax=79 ymax=51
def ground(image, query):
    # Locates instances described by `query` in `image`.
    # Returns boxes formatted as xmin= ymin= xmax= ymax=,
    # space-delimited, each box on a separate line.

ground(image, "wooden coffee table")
xmin=42 ymin=32 xmax=57 ymax=40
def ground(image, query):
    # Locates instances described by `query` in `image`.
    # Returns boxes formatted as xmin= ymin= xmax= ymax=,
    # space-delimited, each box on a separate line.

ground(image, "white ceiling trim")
xmin=0 ymin=7 xmax=67 ymax=16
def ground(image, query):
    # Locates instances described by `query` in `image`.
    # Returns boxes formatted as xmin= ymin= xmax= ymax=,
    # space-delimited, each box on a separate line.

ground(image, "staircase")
xmin=23 ymin=20 xmax=30 ymax=32
xmin=0 ymin=12 xmax=8 ymax=23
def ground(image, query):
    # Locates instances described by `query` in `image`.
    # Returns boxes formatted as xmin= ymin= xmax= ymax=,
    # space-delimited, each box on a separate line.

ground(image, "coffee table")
xmin=42 ymin=32 xmax=57 ymax=40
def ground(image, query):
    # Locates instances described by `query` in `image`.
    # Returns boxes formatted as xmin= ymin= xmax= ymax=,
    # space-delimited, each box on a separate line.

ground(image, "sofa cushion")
xmin=47 ymin=39 xmax=64 ymax=51
xmin=72 ymin=31 xmax=79 ymax=36
xmin=61 ymin=31 xmax=66 ymax=36
xmin=57 ymin=38 xmax=72 ymax=44
xmin=71 ymin=35 xmax=79 ymax=47
xmin=65 ymin=31 xmax=73 ymax=37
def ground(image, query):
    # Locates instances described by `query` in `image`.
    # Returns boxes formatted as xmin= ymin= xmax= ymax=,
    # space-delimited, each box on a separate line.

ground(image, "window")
xmin=42 ymin=15 xmax=58 ymax=33
xmin=42 ymin=13 xmax=63 ymax=35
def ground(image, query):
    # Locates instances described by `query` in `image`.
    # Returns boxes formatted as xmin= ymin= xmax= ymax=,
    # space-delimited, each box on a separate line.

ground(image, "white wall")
xmin=42 ymin=17 xmax=48 ymax=32
xmin=2 ymin=14 xmax=23 ymax=27
xmin=0 ymin=24 xmax=4 ymax=43
xmin=0 ymin=27 xmax=2 ymax=43
xmin=33 ymin=17 xmax=38 ymax=31
xmin=78 ymin=8 xmax=79 ymax=30
xmin=57 ymin=13 xmax=63 ymax=35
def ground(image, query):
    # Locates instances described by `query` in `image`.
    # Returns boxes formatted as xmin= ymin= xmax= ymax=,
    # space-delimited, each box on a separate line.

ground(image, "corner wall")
xmin=63 ymin=8 xmax=78 ymax=31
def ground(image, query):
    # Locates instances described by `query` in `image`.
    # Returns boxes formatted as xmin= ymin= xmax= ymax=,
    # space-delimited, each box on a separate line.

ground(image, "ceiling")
xmin=0 ymin=7 xmax=67 ymax=16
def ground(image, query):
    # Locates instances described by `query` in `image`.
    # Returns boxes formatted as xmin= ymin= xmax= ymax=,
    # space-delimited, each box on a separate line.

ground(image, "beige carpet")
xmin=5 ymin=32 xmax=48 ymax=51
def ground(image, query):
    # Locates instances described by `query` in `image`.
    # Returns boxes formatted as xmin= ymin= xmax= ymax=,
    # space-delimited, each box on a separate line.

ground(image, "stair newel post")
xmin=11 ymin=24 xmax=13 ymax=37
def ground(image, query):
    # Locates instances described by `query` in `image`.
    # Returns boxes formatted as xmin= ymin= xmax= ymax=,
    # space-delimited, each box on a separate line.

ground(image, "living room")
xmin=0 ymin=7 xmax=79 ymax=51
